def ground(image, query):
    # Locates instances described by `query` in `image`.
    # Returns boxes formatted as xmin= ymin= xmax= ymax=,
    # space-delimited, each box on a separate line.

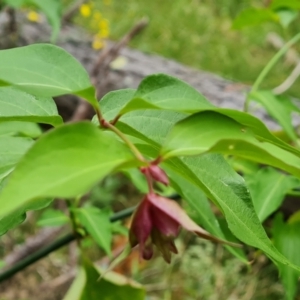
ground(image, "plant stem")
xmin=67 ymin=198 xmax=82 ymax=249
xmin=0 ymin=206 xmax=136 ymax=283
xmin=244 ymin=32 xmax=300 ymax=112
xmin=105 ymin=122 xmax=146 ymax=163
xmin=93 ymin=103 xmax=146 ymax=163
xmin=0 ymin=233 xmax=75 ymax=283
xmin=144 ymin=168 xmax=154 ymax=194
xmin=95 ymin=106 xmax=103 ymax=125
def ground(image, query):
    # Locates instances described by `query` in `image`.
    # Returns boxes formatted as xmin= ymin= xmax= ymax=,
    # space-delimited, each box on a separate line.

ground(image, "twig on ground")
xmin=0 ymin=206 xmax=136 ymax=282
xmin=4 ymin=227 xmax=64 ymax=267
xmin=5 ymin=6 xmax=17 ymax=34
xmin=91 ymin=18 xmax=148 ymax=98
xmin=91 ymin=17 xmax=148 ymax=79
xmin=69 ymin=19 xmax=148 ymax=120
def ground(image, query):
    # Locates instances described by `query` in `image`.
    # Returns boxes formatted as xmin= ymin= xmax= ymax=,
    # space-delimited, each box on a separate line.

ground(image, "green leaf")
xmin=0 ymin=87 xmax=62 ymax=126
xmin=122 ymin=168 xmax=148 ymax=193
xmin=3 ymin=0 xmax=26 ymax=8
xmin=96 ymin=74 xmax=212 ymax=122
xmin=28 ymin=0 xmax=62 ymax=43
xmin=63 ymin=258 xmax=146 ymax=300
xmin=209 ymin=108 xmax=300 ymax=158
xmin=0 ymin=136 xmax=34 ymax=180
xmin=250 ymin=90 xmax=300 ymax=141
xmin=63 ymin=266 xmax=86 ymax=300
xmin=0 ymin=198 xmax=52 ymax=236
xmin=119 ymin=74 xmax=213 ymax=114
xmin=271 ymin=0 xmax=300 ymax=10
xmin=75 ymin=207 xmax=112 ymax=255
xmin=111 ymin=222 xmax=128 ymax=236
xmin=166 ymin=166 xmax=248 ymax=262
xmin=228 ymin=157 xmax=260 ymax=175
xmin=272 ymin=214 xmax=300 ymax=300
xmin=0 ymin=122 xmax=135 ymax=218
xmin=117 ymin=109 xmax=300 ymax=269
xmin=0 ymin=44 xmax=97 ymax=106
xmin=245 ymin=167 xmax=300 ymax=221
xmin=119 ymin=110 xmax=185 ymax=147
xmin=97 ymin=76 xmax=300 ymax=159
xmin=166 ymin=155 xmax=299 ymax=268
xmin=100 ymin=89 xmax=136 ymax=121
xmin=161 ymin=111 xmax=300 ymax=178
xmin=96 ymin=75 xmax=300 ymax=155
xmin=276 ymin=9 xmax=298 ymax=28
xmin=232 ymin=8 xmax=279 ymax=29
xmin=0 ymin=121 xmax=42 ymax=138
xmin=37 ymin=208 xmax=69 ymax=227
xmin=288 ymin=211 xmax=300 ymax=223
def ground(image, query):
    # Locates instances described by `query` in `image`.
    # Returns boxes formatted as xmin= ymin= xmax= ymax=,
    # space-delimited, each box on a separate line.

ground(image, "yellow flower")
xmin=92 ymin=37 xmax=105 ymax=50
xmin=80 ymin=4 xmax=91 ymax=17
xmin=27 ymin=11 xmax=41 ymax=23
xmin=99 ymin=28 xmax=109 ymax=38
xmin=99 ymin=19 xmax=109 ymax=30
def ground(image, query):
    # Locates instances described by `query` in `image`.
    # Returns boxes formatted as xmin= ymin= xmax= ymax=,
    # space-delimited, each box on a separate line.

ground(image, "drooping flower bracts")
xmin=130 ymin=164 xmax=240 ymax=262
xmin=129 ymin=193 xmax=238 ymax=263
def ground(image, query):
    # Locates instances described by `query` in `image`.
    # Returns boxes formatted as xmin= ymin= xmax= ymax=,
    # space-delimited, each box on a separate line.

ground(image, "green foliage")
xmin=113 ymin=103 xmax=299 ymax=268
xmin=0 ymin=121 xmax=42 ymax=138
xmin=37 ymin=208 xmax=69 ymax=227
xmin=276 ymin=9 xmax=298 ymax=28
xmin=250 ymin=90 xmax=300 ymax=141
xmin=245 ymin=167 xmax=299 ymax=221
xmin=161 ymin=111 xmax=300 ymax=177
xmin=63 ymin=258 xmax=145 ymax=300
xmin=167 ymin=167 xmax=248 ymax=262
xmin=271 ymin=0 xmax=300 ymax=10
xmin=1 ymin=42 xmax=300 ymax=298
xmin=99 ymin=74 xmax=212 ymax=120
xmin=0 ymin=122 xmax=135 ymax=218
xmin=0 ymin=198 xmax=53 ymax=235
xmin=0 ymin=87 xmax=62 ymax=126
xmin=3 ymin=0 xmax=26 ymax=8
xmin=232 ymin=8 xmax=278 ymax=29
xmin=0 ymin=136 xmax=33 ymax=180
xmin=273 ymin=214 xmax=300 ymax=300
xmin=0 ymin=44 xmax=97 ymax=106
xmin=100 ymin=74 xmax=300 ymax=159
xmin=75 ymin=206 xmax=112 ymax=255
xmin=232 ymin=0 xmax=300 ymax=29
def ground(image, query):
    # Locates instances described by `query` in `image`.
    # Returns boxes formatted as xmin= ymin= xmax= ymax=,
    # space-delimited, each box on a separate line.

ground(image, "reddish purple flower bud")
xmin=140 ymin=165 xmax=169 ymax=186
xmin=129 ymin=193 xmax=239 ymax=263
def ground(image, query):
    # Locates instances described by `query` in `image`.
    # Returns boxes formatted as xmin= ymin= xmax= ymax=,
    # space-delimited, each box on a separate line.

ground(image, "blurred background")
xmin=72 ymin=0 xmax=300 ymax=96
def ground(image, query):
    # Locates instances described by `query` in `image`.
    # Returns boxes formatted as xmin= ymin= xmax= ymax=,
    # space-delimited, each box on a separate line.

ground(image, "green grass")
xmin=137 ymin=238 xmax=284 ymax=300
xmin=77 ymin=0 xmax=300 ymax=97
